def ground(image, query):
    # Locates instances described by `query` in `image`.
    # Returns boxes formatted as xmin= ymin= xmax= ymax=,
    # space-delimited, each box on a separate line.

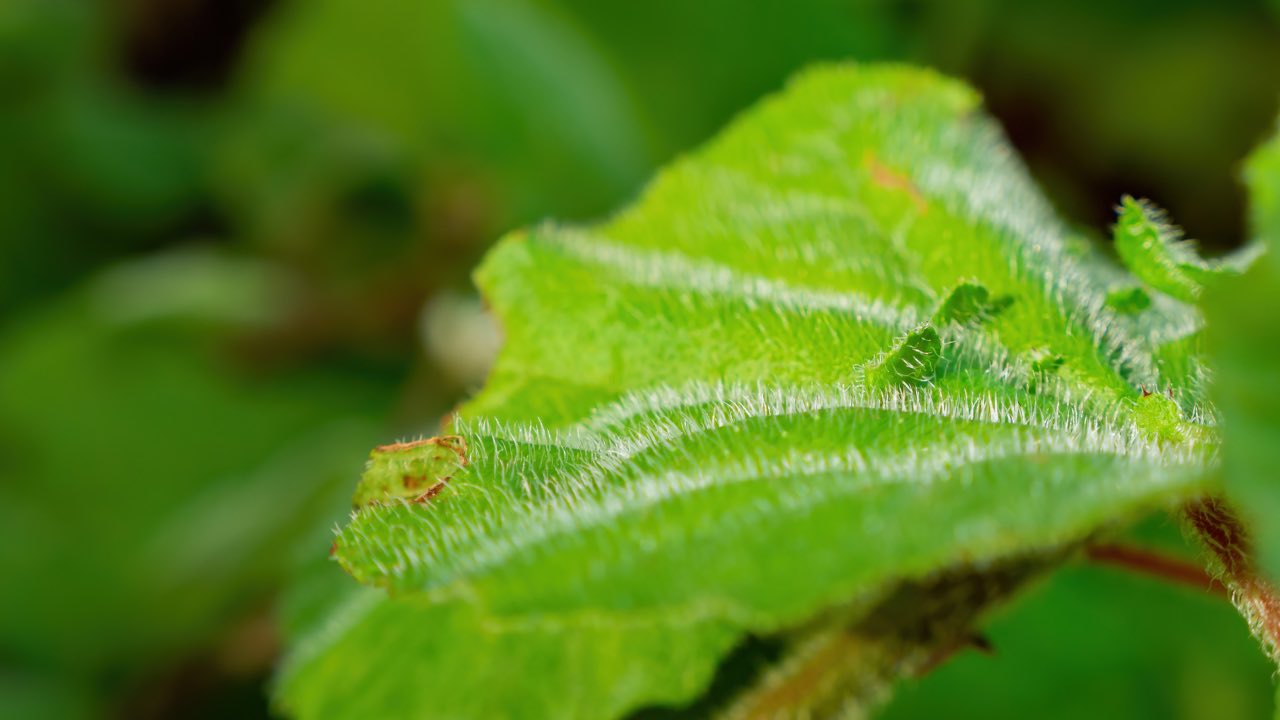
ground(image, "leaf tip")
xmin=860 ymin=323 xmax=943 ymax=388
xmin=352 ymin=435 xmax=470 ymax=508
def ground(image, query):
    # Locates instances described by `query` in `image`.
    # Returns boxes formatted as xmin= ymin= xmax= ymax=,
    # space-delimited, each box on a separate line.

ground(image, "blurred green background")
xmin=1 ymin=0 xmax=1278 ymax=717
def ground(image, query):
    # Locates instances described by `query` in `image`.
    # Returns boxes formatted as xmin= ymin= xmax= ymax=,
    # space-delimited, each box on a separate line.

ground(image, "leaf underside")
xmin=278 ymin=64 xmax=1219 ymax=718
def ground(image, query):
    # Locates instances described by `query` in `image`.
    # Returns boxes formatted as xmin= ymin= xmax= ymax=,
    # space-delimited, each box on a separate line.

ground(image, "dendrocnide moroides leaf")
xmin=1113 ymin=195 xmax=1241 ymax=303
xmin=279 ymin=64 xmax=1219 ymax=718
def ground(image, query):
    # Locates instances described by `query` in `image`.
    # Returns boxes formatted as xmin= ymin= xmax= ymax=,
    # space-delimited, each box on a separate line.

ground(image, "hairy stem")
xmin=1183 ymin=497 xmax=1280 ymax=661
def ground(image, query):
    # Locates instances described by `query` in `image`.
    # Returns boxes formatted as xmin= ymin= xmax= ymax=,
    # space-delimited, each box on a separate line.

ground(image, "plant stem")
xmin=1084 ymin=542 xmax=1228 ymax=598
xmin=1183 ymin=497 xmax=1280 ymax=659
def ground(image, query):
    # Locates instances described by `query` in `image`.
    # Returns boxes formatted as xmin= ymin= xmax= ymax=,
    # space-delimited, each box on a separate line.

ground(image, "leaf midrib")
xmin=350 ymin=389 xmax=1208 ymax=600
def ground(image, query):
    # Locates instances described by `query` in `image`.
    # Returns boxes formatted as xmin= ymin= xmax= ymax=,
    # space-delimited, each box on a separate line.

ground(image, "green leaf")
xmin=858 ymin=323 xmax=942 ymax=388
xmin=280 ymin=64 xmax=1218 ymax=717
xmin=933 ymin=282 xmax=1013 ymax=327
xmin=1105 ymin=286 xmax=1152 ymax=314
xmin=1113 ymin=195 xmax=1239 ymax=303
xmin=350 ymin=436 xmax=469 ymax=507
xmin=278 ymin=589 xmax=741 ymax=719
xmin=1211 ymin=127 xmax=1280 ymax=583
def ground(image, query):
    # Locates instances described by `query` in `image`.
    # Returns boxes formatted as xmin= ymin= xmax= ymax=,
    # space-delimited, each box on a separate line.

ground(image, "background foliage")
xmin=1 ymin=0 xmax=1278 ymax=717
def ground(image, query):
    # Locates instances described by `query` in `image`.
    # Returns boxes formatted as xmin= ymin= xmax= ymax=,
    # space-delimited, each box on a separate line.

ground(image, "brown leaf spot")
xmin=864 ymin=151 xmax=926 ymax=213
xmin=413 ymin=479 xmax=451 ymax=504
xmin=375 ymin=438 xmax=436 ymax=453
xmin=375 ymin=434 xmax=469 ymax=466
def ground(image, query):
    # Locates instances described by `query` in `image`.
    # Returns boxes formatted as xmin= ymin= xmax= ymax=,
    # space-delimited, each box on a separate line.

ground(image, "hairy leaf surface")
xmin=279 ymin=64 xmax=1218 ymax=718
xmin=1113 ymin=195 xmax=1239 ymax=303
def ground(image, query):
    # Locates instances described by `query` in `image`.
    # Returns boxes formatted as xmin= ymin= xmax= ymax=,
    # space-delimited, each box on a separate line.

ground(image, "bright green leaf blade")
xmin=282 ymin=64 xmax=1218 ymax=717
xmin=1113 ymin=195 xmax=1240 ymax=303
xmin=276 ymin=589 xmax=740 ymax=720
xmin=338 ymin=391 xmax=1209 ymax=620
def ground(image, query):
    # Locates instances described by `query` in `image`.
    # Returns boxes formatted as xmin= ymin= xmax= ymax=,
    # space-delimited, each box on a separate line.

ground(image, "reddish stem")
xmin=1084 ymin=542 xmax=1229 ymax=598
xmin=1184 ymin=498 xmax=1280 ymax=654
